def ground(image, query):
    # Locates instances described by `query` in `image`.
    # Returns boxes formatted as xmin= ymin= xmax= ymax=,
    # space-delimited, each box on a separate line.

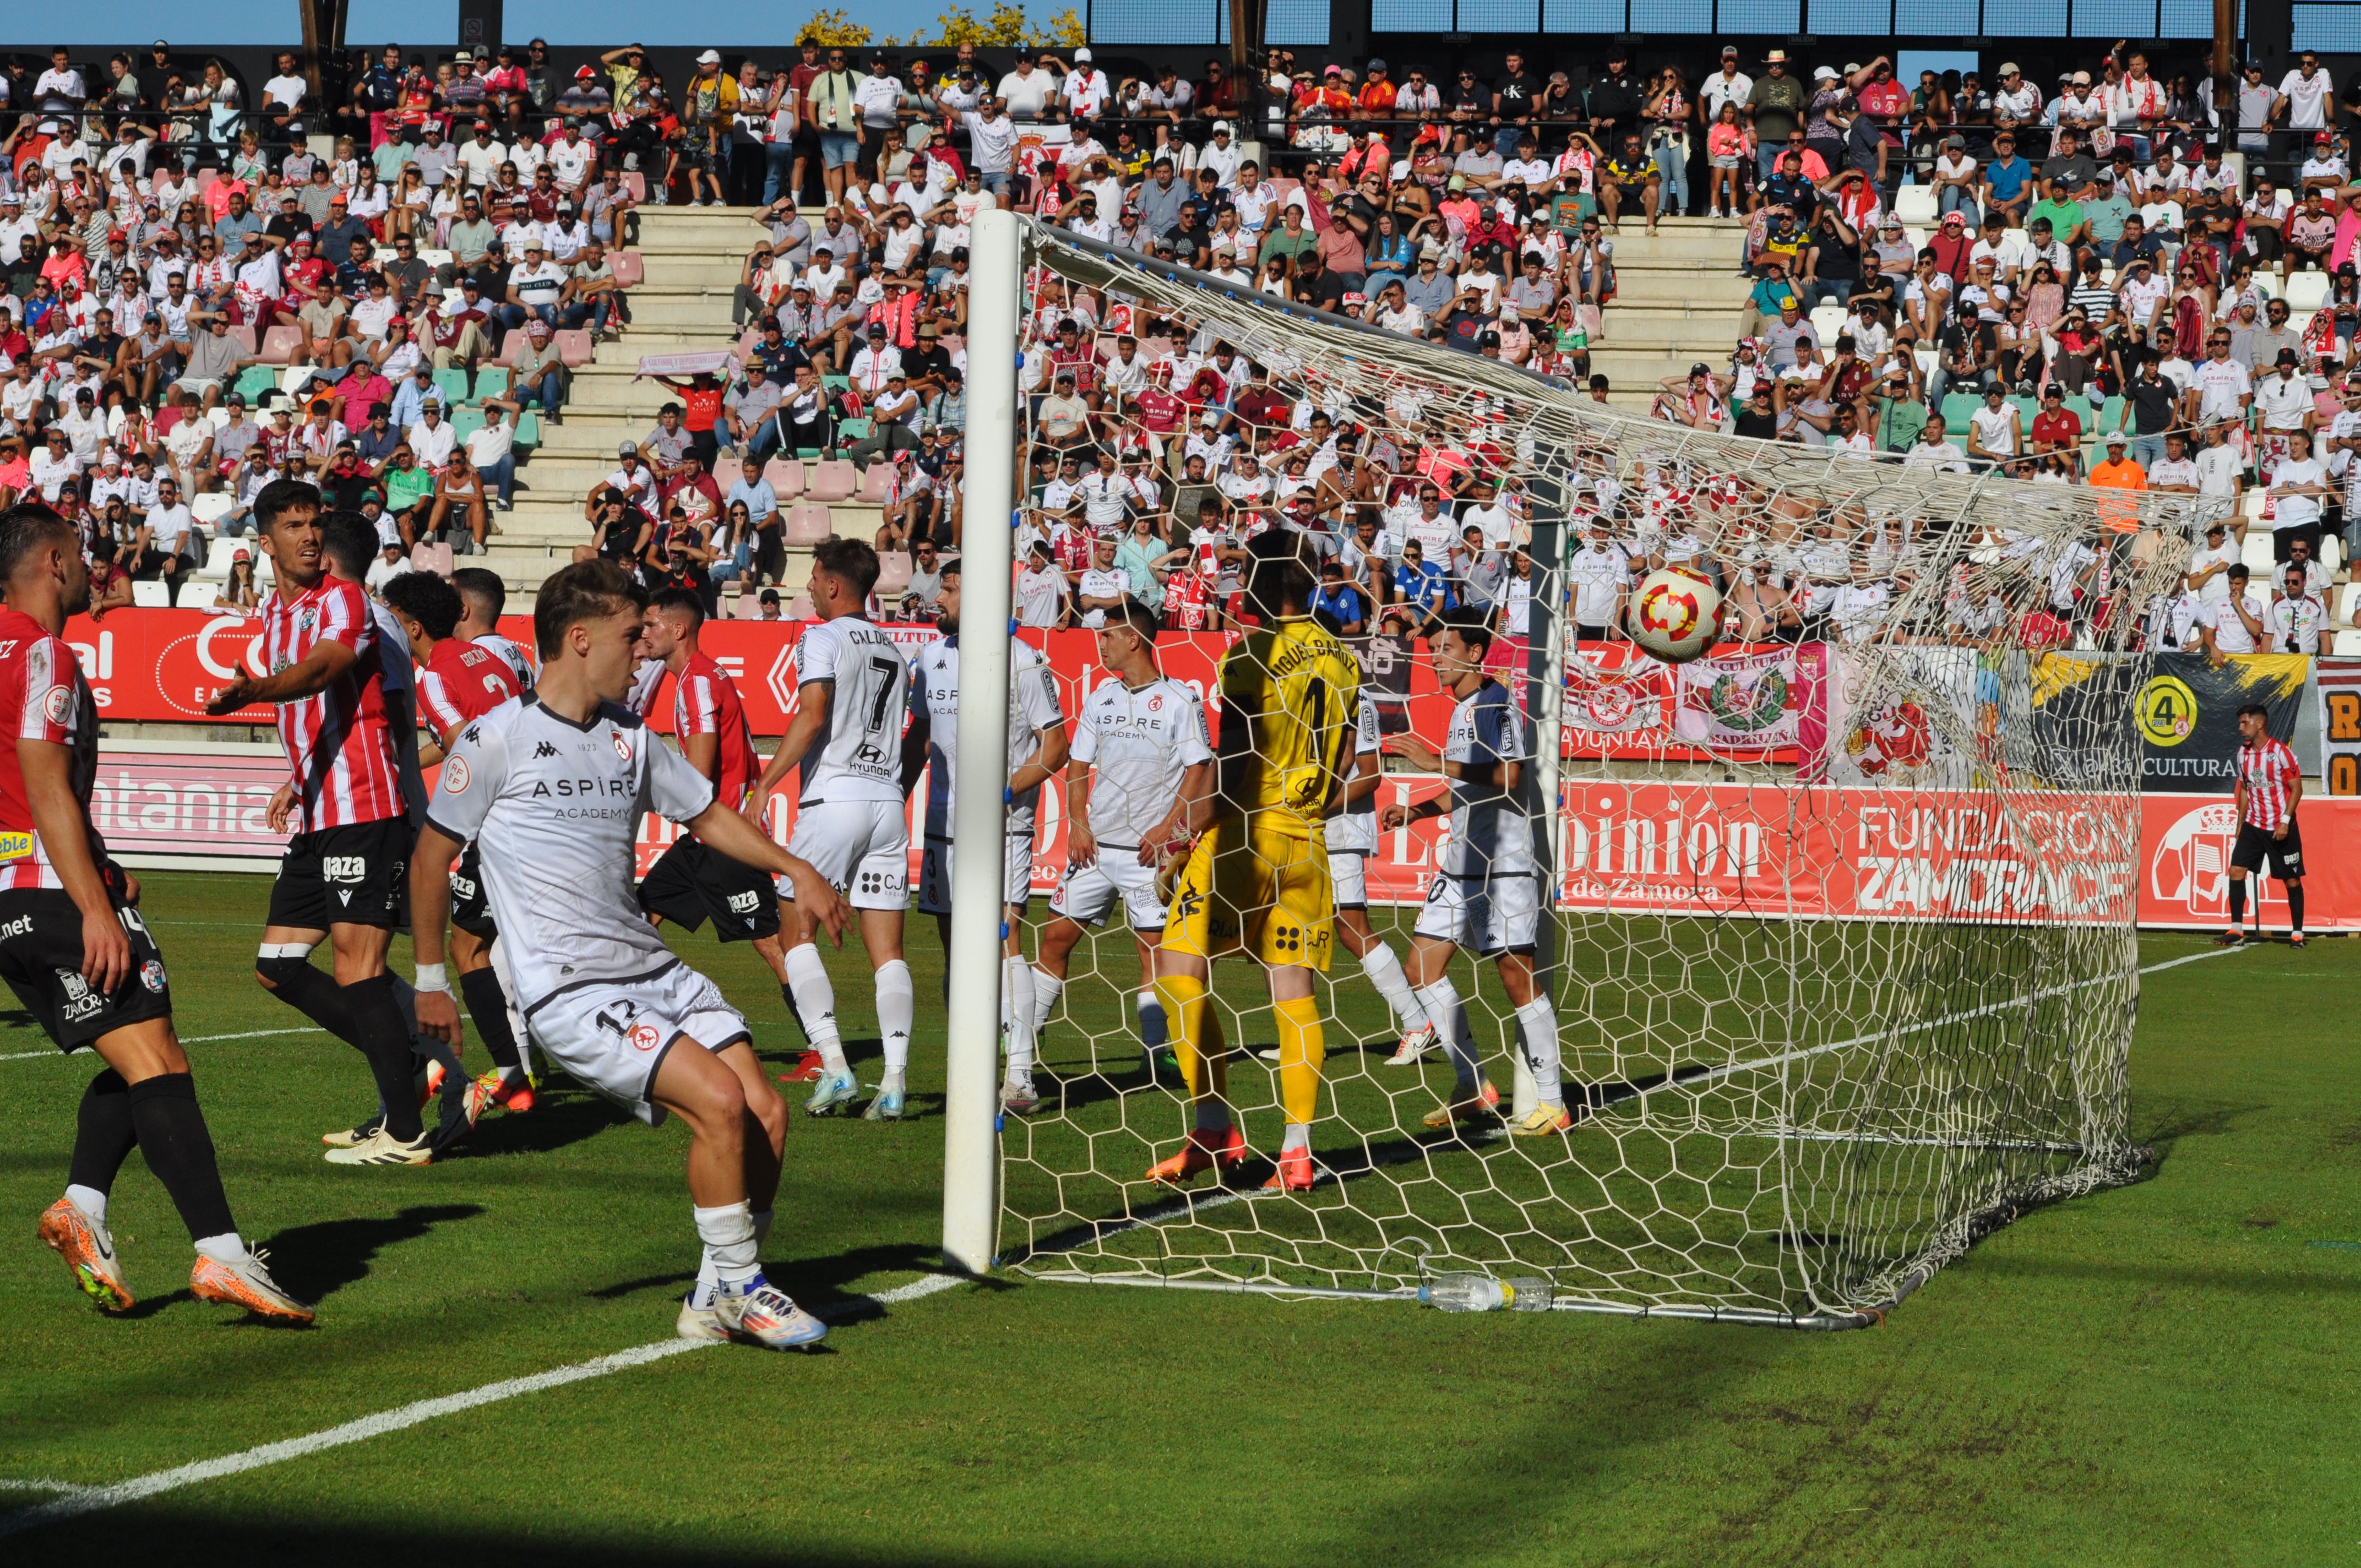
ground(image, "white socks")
xmin=66 ymin=1183 xmax=108 ymax=1224
xmin=693 ymin=1206 xmax=774 ymax=1310
xmin=876 ymin=960 xmax=913 ymax=1075
xmin=1359 ymin=944 xmax=1427 ymax=1033
xmin=1516 ymin=997 xmax=1564 ymax=1108
xmin=784 ymin=942 xmax=845 ymax=1073
xmin=1281 ymin=1123 xmax=1310 ymax=1152
xmin=1003 ymin=955 xmax=1036 ymax=1077
xmin=1412 ymin=978 xmax=1482 ymax=1083
xmin=193 ymin=1232 xmax=247 ymax=1265
xmin=1137 ymin=989 xmax=1167 ymax=1048
xmin=693 ymin=1201 xmax=760 ymax=1292
xmin=1029 ymin=965 xmax=1064 ymax=1036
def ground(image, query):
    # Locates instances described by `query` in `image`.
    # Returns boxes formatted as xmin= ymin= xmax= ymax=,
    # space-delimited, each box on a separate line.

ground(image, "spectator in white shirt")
xmin=407 ymin=400 xmax=458 ymax=469
xmin=2201 ymin=564 xmax=2266 ymax=660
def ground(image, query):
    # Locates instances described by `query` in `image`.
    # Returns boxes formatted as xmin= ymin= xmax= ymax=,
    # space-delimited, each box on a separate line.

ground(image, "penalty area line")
xmin=0 ymin=1028 xmax=325 ymax=1063
xmin=0 ymin=1271 xmax=966 ymax=1539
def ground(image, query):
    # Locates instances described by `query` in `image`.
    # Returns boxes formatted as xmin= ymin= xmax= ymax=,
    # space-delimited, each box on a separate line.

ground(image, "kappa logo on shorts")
xmin=627 ymin=1020 xmax=662 ymax=1053
xmin=322 ymin=856 xmax=369 ymax=882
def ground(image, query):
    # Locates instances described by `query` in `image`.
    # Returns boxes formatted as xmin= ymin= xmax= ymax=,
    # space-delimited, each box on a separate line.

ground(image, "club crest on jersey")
xmin=42 ymin=684 xmax=71 ymax=725
xmin=627 ymin=1020 xmax=662 ymax=1053
xmin=611 ymin=729 xmax=633 ymax=763
xmin=442 ymin=755 xmax=470 ymax=793
xmin=0 ymin=830 xmax=30 ymax=862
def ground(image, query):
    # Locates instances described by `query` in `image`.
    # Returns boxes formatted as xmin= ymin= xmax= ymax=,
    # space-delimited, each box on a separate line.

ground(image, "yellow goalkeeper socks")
xmin=1274 ymin=995 xmax=1325 ymax=1129
xmin=1155 ymin=972 xmax=1229 ymax=1124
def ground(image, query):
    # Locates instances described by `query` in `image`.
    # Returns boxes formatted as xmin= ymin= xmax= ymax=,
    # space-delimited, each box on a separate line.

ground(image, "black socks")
xmin=459 ymin=967 xmax=521 ymax=1075
xmin=68 ymin=1069 xmax=138 ymax=1196
xmin=340 ymin=973 xmax=424 ymax=1142
xmin=126 ymin=1073 xmax=236 ymax=1242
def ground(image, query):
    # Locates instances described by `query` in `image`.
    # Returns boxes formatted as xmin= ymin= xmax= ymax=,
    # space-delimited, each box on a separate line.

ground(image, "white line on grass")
xmin=0 ymin=1271 xmax=966 ymax=1539
xmin=1 ymin=1027 xmax=324 ymax=1064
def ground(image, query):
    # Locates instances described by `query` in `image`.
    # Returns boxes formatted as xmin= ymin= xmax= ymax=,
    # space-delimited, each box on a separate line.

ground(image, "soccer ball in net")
xmin=1626 ymin=568 xmax=1723 ymax=663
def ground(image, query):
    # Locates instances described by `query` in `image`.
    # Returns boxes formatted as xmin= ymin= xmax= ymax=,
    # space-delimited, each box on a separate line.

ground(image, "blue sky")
xmin=3 ymin=0 xmax=999 ymax=47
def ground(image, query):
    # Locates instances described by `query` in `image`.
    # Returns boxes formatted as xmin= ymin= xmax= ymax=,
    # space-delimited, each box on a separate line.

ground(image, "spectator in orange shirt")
xmin=1356 ymin=60 xmax=1397 ymax=118
xmin=2087 ymin=431 xmax=2148 ymax=489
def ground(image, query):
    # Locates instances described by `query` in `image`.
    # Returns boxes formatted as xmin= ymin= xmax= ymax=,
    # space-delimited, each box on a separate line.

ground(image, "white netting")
xmin=992 ymin=221 xmax=2195 ymax=1325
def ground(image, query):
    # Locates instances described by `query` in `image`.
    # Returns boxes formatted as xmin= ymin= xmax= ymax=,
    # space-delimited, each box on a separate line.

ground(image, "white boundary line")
xmin=2 ymin=1028 xmax=324 ymax=1063
xmin=0 ymin=1271 xmax=964 ymax=1538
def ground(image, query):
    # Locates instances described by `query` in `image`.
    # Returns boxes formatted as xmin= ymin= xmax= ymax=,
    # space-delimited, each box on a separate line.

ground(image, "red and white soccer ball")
xmin=1626 ymin=568 xmax=1723 ymax=664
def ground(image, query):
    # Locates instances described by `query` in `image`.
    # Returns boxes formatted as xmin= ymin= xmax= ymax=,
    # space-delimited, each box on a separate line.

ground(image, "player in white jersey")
xmin=453 ymin=566 xmax=537 ymax=691
xmin=1379 ymin=612 xmax=1571 ymax=1136
xmin=1031 ymin=601 xmax=1211 ymax=1082
xmin=410 ymin=562 xmax=849 ymax=1350
xmin=744 ymin=540 xmax=927 ymax=1120
xmin=908 ymin=557 xmax=1070 ymax=1112
xmin=1326 ymin=679 xmax=1434 ymax=1064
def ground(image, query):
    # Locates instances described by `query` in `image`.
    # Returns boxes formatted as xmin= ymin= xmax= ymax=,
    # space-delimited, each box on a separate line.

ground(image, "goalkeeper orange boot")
xmin=1262 ymin=1145 xmax=1315 ymax=1193
xmin=1146 ymin=1124 xmax=1247 ymax=1184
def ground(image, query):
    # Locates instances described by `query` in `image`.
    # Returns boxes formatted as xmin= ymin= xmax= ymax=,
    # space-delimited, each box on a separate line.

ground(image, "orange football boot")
xmin=1146 ymin=1124 xmax=1248 ymax=1184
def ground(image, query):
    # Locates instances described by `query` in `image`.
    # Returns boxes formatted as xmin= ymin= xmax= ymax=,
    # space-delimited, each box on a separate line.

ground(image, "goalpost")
xmin=943 ymin=214 xmax=2201 ymax=1325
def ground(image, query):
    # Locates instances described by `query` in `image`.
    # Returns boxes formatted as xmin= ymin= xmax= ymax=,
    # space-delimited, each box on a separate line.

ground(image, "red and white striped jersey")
xmin=673 ymin=651 xmax=757 ymax=812
xmin=2237 ymin=736 xmax=2302 ymax=831
xmin=257 ymin=576 xmax=404 ymax=832
xmin=417 ymin=636 xmax=521 ymax=744
xmin=0 ymin=609 xmax=107 ymax=892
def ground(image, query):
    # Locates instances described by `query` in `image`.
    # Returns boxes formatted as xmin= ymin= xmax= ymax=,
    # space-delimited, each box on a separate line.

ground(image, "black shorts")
xmin=637 ymin=837 xmax=781 ymax=943
xmin=2232 ymin=819 xmax=2304 ymax=881
xmin=449 ymin=840 xmax=497 ymax=939
xmin=268 ymin=816 xmax=414 ymax=931
xmin=0 ymin=889 xmax=172 ymax=1052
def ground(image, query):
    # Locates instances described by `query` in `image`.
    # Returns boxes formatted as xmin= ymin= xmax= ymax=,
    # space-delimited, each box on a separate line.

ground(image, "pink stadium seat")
xmin=806 ymin=460 xmax=856 ymax=502
xmin=257 ymin=325 xmax=303 ymax=365
xmin=874 ymin=551 xmax=912 ymax=596
xmin=855 ymin=462 xmax=897 ymax=505
xmin=496 ymin=329 xmax=525 ymax=367
xmin=230 ymin=325 xmax=258 ymax=356
xmin=762 ymin=458 xmax=804 ymax=499
xmin=410 ymin=542 xmax=438 ymax=571
xmin=781 ymin=502 xmax=834 ymax=545
xmin=621 ymin=172 xmax=646 ymax=203
xmin=787 ymin=595 xmax=815 ymax=620
xmin=733 ymin=586 xmax=763 ymax=618
xmin=427 ymin=543 xmax=455 ymax=577
xmin=610 ymin=252 xmax=644 ymax=286
xmin=554 ymin=330 xmax=595 ymax=367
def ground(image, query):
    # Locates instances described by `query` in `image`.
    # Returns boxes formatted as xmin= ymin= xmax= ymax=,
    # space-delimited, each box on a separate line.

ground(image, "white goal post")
xmin=941 ymin=214 xmax=2200 ymax=1325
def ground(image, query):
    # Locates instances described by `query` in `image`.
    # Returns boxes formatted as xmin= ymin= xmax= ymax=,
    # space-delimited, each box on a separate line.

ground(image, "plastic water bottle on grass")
xmin=1418 ymin=1273 xmax=1554 ymax=1312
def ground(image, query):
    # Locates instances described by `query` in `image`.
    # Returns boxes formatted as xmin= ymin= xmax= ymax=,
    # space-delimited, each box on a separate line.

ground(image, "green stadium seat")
xmin=233 ymin=365 xmax=279 ymax=402
xmin=796 ymin=447 xmax=823 ymax=460
xmin=433 ymin=367 xmax=471 ymax=409
xmin=836 ymin=417 xmax=872 ymax=442
xmin=821 ymin=374 xmax=851 ymax=393
xmin=474 ymin=368 xmax=510 ymax=400
xmin=515 ymin=410 xmax=541 ymax=447
xmin=451 ymin=407 xmax=486 ymax=442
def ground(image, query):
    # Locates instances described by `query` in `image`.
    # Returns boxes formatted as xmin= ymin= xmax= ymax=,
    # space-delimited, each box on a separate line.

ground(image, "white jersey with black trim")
xmin=425 ymin=695 xmax=717 ymax=1014
xmin=475 ymin=631 xmax=536 ymax=692
xmin=625 ymin=656 xmax=667 ymax=719
xmin=1070 ymin=673 xmax=1210 ymax=850
xmin=1325 ymin=688 xmax=1384 ymax=856
xmin=1438 ymin=678 xmax=1534 ymax=879
xmin=912 ymin=635 xmax=1064 ymax=839
xmin=792 ymin=614 xmax=911 ymax=807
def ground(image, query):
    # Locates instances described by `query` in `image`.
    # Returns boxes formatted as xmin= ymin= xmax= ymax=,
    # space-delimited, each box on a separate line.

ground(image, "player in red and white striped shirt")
xmin=0 ymin=502 xmax=310 ymax=1322
xmin=637 ymin=590 xmax=797 ymax=989
xmin=381 ymin=571 xmax=532 ymax=1128
xmin=2222 ymin=703 xmax=2308 ymax=948
xmin=206 ymin=482 xmax=434 ymax=1165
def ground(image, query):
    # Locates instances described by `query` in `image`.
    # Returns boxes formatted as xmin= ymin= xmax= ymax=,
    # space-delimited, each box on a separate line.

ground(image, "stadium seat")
xmin=474 ymin=368 xmax=510 ymax=400
xmin=410 ymin=543 xmax=438 ymax=572
xmin=787 ymin=594 xmax=815 ymax=619
xmin=1940 ymin=393 xmax=1980 ymax=431
xmin=737 ymin=329 xmax=763 ymax=357
xmin=796 ymin=447 xmax=823 ymax=461
xmin=621 ymin=172 xmax=646 ymax=203
xmin=1809 ymin=303 xmax=1846 ymax=344
xmin=555 ymin=330 xmax=595 ymax=367
xmin=191 ymin=494 xmax=235 ymax=530
xmin=2252 ymin=272 xmax=2283 ymax=300
xmin=820 ymin=373 xmax=851 ymax=394
xmin=428 ymin=543 xmax=455 ymax=576
xmin=131 ymin=580 xmax=171 ymax=607
xmin=257 ymin=326 xmax=303 ymax=365
xmin=1892 ymin=185 xmax=1939 ymax=225
xmin=515 ymin=411 xmax=542 ymax=447
xmin=733 ymin=586 xmax=763 ymax=618
xmin=855 ymin=462 xmax=896 ymax=504
xmin=611 ymin=252 xmax=645 ymax=286
xmin=434 ymin=367 xmax=472 ymax=407
xmin=835 ymin=417 xmax=871 ymax=443
xmin=451 ymin=407 xmax=486 ymax=442
xmin=232 ymin=364 xmax=280 ymax=403
xmin=229 ymin=324 xmax=258 ymax=356
xmin=415 ymin=248 xmax=454 ymax=270
xmin=179 ymin=580 xmax=220 ymax=611
xmin=782 ymin=502 xmax=834 ymax=545
xmin=763 ymin=458 xmax=804 ymax=499
xmin=495 ymin=330 xmax=525 ymax=367
xmin=2241 ymin=533 xmax=2277 ymax=573
xmin=807 ymin=460 xmax=857 ymax=501
xmin=874 ymin=551 xmax=913 ymax=596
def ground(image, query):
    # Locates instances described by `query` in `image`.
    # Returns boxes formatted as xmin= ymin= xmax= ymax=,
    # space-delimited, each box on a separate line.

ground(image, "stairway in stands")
xmin=1582 ymin=217 xmax=1755 ymax=407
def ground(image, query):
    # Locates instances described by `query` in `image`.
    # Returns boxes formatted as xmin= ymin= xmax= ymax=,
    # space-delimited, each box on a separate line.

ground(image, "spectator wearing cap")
xmin=2088 ymin=430 xmax=2148 ymax=494
xmin=1745 ymin=51 xmax=1807 ymax=183
xmin=678 ymin=49 xmax=742 ymax=207
xmin=502 ymin=239 xmax=570 ymax=331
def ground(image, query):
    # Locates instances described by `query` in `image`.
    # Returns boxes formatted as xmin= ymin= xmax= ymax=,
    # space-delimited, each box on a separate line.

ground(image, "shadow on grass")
xmin=2136 ymin=1097 xmax=2269 ymax=1167
xmin=258 ymin=1203 xmax=485 ymax=1304
xmin=440 ymin=1088 xmax=635 ymax=1161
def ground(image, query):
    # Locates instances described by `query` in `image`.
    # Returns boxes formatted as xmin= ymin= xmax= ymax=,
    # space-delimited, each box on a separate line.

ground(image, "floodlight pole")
xmin=940 ymin=208 xmax=1022 ymax=1278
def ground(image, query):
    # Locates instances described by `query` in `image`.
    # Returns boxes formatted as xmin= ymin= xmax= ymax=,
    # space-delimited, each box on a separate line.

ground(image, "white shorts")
xmin=782 ymin=798 xmax=911 ymax=911
xmin=1413 ymin=867 xmax=1543 ymax=955
xmin=917 ymin=831 xmax=1033 ymax=914
xmin=1328 ymin=850 xmax=1369 ymax=910
xmin=1050 ymin=848 xmax=1166 ymax=932
xmin=523 ymin=960 xmax=750 ymax=1126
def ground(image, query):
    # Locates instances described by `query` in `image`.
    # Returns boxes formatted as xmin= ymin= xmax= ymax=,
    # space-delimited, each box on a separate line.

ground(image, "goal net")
xmin=984 ymin=220 xmax=2200 ymax=1326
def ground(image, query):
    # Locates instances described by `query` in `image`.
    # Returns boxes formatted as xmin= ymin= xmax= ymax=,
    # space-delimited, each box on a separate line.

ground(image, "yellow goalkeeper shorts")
xmin=1161 ymin=819 xmax=1334 ymax=971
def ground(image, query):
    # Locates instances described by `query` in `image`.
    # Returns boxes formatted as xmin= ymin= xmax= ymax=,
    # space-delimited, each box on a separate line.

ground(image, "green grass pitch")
xmin=1 ymin=872 xmax=2355 ymax=1564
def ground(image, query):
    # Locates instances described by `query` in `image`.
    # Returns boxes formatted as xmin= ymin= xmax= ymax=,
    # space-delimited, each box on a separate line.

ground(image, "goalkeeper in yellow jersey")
xmin=1149 ymin=529 xmax=1361 ymax=1194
